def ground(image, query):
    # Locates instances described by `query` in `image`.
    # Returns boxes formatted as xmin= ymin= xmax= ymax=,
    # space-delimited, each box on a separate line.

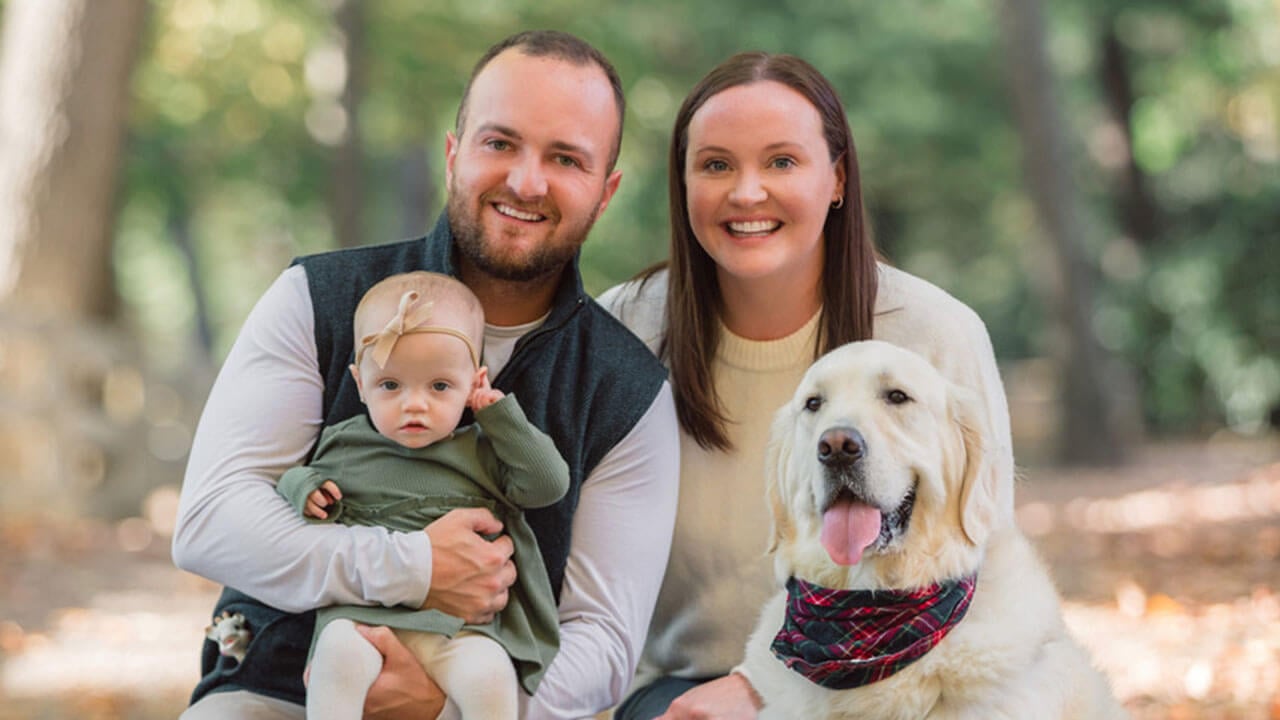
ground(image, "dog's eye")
xmin=886 ymin=389 xmax=911 ymax=405
xmin=803 ymin=395 xmax=823 ymax=412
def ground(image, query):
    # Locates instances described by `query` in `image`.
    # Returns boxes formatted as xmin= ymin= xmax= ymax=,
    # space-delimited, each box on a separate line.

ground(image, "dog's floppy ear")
xmin=950 ymin=385 xmax=998 ymax=546
xmin=764 ymin=406 xmax=796 ymax=556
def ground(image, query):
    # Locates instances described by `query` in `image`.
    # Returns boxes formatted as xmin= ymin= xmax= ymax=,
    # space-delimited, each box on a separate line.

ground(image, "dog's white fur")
xmin=740 ymin=341 xmax=1126 ymax=720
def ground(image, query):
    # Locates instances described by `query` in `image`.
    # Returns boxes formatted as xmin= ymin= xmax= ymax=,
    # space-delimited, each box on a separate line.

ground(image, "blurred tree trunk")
xmin=997 ymin=0 xmax=1132 ymax=465
xmin=1098 ymin=19 xmax=1161 ymax=247
xmin=0 ymin=0 xmax=149 ymax=518
xmin=330 ymin=0 xmax=366 ymax=248
xmin=168 ymin=191 xmax=216 ymax=360
xmin=0 ymin=0 xmax=146 ymax=317
xmin=398 ymin=142 xmax=434 ymax=239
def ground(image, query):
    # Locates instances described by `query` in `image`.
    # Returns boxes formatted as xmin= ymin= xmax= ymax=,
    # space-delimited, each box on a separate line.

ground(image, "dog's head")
xmin=765 ymin=340 xmax=999 ymax=590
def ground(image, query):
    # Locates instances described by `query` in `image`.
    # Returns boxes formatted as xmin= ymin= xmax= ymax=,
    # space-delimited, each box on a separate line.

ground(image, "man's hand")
xmin=355 ymin=624 xmax=447 ymax=720
xmin=657 ymin=673 xmax=763 ymax=720
xmin=423 ymin=507 xmax=516 ymax=623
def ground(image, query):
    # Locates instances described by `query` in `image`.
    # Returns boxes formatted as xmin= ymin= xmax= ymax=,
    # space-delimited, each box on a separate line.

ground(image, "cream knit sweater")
xmin=597 ymin=263 xmax=1015 ymax=683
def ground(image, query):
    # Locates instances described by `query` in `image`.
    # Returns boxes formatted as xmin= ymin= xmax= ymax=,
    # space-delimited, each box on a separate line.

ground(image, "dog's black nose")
xmin=818 ymin=426 xmax=866 ymax=466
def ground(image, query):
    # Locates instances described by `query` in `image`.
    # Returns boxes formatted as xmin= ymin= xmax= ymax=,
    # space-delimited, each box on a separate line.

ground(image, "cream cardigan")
xmin=598 ymin=263 xmax=1015 ymax=684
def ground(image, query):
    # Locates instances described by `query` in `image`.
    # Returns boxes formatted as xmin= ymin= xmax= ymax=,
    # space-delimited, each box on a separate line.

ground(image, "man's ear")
xmin=595 ymin=169 xmax=623 ymax=218
xmin=445 ymin=130 xmax=459 ymax=185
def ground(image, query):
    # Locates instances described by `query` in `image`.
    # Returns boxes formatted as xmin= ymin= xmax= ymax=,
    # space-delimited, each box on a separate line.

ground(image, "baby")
xmin=276 ymin=271 xmax=569 ymax=720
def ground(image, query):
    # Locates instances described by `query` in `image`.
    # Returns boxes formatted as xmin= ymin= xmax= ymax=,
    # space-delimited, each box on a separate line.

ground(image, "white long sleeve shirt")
xmin=173 ymin=264 xmax=680 ymax=718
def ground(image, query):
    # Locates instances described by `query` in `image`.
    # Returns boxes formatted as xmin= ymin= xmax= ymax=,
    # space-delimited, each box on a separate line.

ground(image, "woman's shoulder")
xmin=873 ymin=263 xmax=991 ymax=356
xmin=596 ymin=269 xmax=669 ymax=354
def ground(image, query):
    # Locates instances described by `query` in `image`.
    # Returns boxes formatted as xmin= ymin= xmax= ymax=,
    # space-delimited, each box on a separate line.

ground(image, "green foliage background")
xmin=114 ymin=0 xmax=1279 ymax=435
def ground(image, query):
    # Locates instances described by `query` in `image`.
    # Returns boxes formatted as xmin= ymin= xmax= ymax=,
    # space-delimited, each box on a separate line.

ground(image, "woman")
xmin=599 ymin=52 xmax=1015 ymax=718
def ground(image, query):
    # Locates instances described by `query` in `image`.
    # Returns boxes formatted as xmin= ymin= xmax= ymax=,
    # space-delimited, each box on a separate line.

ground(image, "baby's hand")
xmin=468 ymin=367 xmax=505 ymax=410
xmin=305 ymin=480 xmax=342 ymax=519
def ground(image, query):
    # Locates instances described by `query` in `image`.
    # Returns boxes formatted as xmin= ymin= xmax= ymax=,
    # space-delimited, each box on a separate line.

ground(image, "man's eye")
xmin=485 ymin=139 xmax=511 ymax=151
xmin=804 ymin=395 xmax=823 ymax=412
xmin=886 ymin=389 xmax=911 ymax=405
xmin=555 ymin=155 xmax=580 ymax=168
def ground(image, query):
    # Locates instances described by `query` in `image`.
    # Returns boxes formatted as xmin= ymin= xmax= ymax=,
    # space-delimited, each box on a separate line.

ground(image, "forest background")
xmin=0 ymin=0 xmax=1277 ymax=718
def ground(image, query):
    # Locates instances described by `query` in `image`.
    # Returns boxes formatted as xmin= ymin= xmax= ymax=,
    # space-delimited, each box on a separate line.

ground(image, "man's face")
xmin=445 ymin=49 xmax=623 ymax=283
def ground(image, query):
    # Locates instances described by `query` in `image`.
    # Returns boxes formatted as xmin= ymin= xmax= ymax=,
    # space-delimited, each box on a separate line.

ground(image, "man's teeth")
xmin=727 ymin=220 xmax=780 ymax=234
xmin=496 ymin=204 xmax=543 ymax=222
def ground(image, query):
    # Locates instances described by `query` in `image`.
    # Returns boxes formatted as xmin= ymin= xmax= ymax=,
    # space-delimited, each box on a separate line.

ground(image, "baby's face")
xmin=354 ymin=329 xmax=477 ymax=449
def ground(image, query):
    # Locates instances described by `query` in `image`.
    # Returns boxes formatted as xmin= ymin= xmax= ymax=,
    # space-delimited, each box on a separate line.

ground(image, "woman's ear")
xmin=832 ymin=152 xmax=847 ymax=202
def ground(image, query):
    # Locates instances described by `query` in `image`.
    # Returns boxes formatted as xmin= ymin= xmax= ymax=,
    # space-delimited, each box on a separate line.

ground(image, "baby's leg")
xmin=306 ymin=618 xmax=383 ymax=720
xmin=400 ymin=630 xmax=518 ymax=720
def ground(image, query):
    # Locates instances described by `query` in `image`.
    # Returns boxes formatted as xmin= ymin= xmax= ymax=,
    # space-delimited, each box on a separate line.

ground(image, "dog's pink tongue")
xmin=821 ymin=499 xmax=882 ymax=566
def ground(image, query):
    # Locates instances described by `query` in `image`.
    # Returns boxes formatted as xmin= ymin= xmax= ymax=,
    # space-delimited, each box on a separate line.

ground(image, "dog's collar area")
xmin=770 ymin=573 xmax=977 ymax=690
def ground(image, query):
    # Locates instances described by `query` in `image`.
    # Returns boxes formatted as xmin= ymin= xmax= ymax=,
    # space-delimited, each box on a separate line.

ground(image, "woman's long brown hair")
xmin=662 ymin=52 xmax=880 ymax=451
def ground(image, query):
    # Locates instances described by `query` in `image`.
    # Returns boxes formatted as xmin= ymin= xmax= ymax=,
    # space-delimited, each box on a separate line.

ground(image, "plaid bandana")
xmin=770 ymin=574 xmax=977 ymax=689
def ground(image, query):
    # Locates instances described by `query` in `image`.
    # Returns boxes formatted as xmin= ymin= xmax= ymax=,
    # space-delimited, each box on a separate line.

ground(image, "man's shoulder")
xmin=578 ymin=294 xmax=667 ymax=379
xmin=292 ymin=236 xmax=427 ymax=276
xmin=291 ymin=237 xmax=434 ymax=339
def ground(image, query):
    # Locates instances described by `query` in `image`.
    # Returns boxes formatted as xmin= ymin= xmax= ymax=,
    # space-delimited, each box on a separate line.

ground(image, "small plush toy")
xmin=205 ymin=610 xmax=251 ymax=663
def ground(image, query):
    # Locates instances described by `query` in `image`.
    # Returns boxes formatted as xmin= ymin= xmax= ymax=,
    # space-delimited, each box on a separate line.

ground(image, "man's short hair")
xmin=454 ymin=30 xmax=625 ymax=171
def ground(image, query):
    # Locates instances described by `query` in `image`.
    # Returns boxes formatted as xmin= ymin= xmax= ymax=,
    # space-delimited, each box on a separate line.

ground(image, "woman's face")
xmin=684 ymin=80 xmax=844 ymax=292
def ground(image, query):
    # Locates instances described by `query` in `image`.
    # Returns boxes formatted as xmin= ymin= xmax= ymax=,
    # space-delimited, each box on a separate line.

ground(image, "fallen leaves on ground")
xmin=0 ymin=438 xmax=1276 ymax=719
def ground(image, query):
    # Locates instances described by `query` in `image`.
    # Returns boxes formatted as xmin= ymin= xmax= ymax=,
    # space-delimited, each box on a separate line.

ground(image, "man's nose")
xmin=506 ymin=154 xmax=548 ymax=200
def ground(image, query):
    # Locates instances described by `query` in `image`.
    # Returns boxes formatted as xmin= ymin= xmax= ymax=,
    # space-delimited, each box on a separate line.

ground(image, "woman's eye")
xmin=770 ymin=157 xmax=796 ymax=169
xmin=705 ymin=159 xmax=729 ymax=172
xmin=886 ymin=389 xmax=911 ymax=405
xmin=804 ymin=395 xmax=823 ymax=412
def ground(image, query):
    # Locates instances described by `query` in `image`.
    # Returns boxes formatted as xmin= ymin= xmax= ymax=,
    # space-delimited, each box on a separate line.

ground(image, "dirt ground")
xmin=0 ymin=436 xmax=1277 ymax=719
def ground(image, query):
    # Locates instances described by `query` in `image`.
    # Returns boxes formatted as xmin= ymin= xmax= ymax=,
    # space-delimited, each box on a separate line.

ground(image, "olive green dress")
xmin=276 ymin=394 xmax=569 ymax=694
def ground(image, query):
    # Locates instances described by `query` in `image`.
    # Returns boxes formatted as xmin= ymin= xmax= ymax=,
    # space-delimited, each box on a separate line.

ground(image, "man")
xmin=173 ymin=30 xmax=679 ymax=719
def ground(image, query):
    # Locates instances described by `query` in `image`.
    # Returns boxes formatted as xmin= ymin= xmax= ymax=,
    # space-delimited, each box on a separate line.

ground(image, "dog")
xmin=739 ymin=340 xmax=1126 ymax=720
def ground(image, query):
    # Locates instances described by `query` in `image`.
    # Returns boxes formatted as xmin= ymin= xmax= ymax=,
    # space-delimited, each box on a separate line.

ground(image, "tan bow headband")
xmin=355 ymin=290 xmax=480 ymax=369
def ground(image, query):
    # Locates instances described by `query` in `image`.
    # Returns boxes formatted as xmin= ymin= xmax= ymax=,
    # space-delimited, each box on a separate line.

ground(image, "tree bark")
xmin=330 ymin=0 xmax=366 ymax=248
xmin=0 ymin=0 xmax=149 ymax=518
xmin=398 ymin=142 xmax=434 ymax=240
xmin=997 ymin=0 xmax=1131 ymax=465
xmin=1098 ymin=20 xmax=1161 ymax=247
xmin=0 ymin=0 xmax=147 ymax=318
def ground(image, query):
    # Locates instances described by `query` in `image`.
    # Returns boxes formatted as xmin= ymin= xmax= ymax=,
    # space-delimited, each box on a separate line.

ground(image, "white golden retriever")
xmin=739 ymin=341 xmax=1126 ymax=720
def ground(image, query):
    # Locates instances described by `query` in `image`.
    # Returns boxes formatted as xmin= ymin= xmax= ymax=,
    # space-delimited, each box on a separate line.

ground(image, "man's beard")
xmin=447 ymin=187 xmax=598 ymax=283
